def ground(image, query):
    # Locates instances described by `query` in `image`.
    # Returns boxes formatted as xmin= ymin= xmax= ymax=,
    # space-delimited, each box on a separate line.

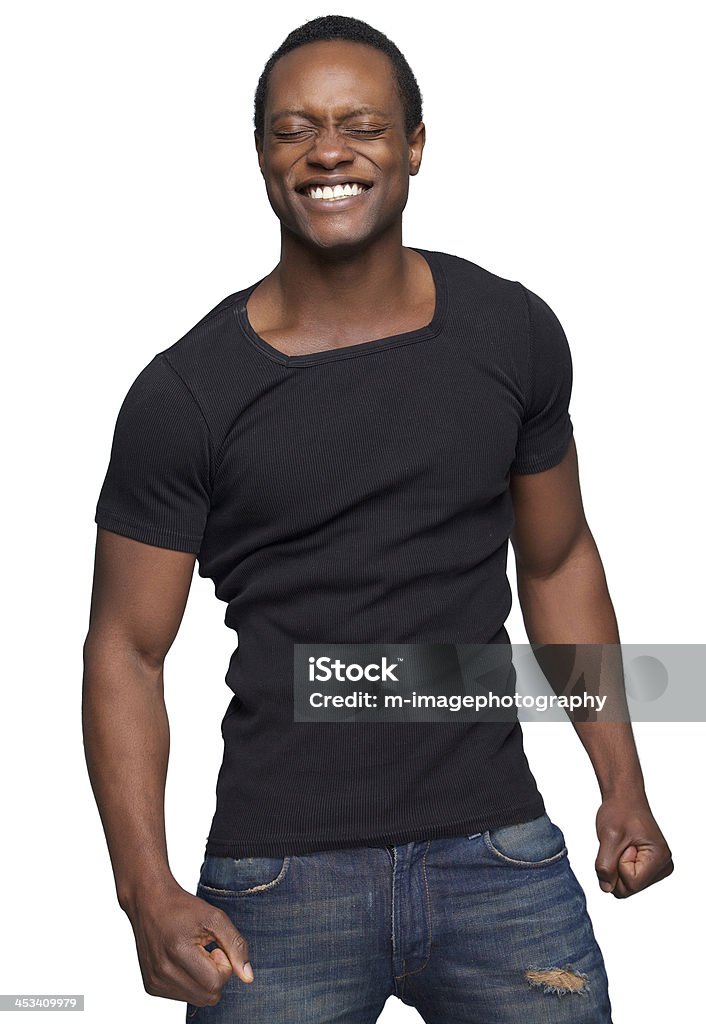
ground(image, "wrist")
xmin=117 ymin=868 xmax=178 ymax=916
xmin=599 ymin=777 xmax=647 ymax=803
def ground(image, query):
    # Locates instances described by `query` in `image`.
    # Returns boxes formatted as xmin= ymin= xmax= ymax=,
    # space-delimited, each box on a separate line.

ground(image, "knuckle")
xmin=206 ymin=908 xmax=230 ymax=930
xmin=151 ymin=956 xmax=169 ymax=979
xmin=202 ymin=983 xmax=222 ymax=1007
xmin=144 ymin=955 xmax=179 ymax=997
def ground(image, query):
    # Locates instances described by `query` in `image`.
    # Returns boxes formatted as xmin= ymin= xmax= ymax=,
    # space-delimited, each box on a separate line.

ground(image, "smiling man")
xmin=84 ymin=14 xmax=673 ymax=1024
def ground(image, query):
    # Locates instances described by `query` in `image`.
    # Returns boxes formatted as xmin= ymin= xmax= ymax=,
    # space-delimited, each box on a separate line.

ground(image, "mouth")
xmin=295 ymin=181 xmax=373 ymax=203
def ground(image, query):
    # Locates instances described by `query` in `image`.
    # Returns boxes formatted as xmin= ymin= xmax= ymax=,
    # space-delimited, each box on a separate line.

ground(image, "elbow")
xmin=82 ymin=629 xmax=166 ymax=689
xmin=515 ymin=524 xmax=598 ymax=583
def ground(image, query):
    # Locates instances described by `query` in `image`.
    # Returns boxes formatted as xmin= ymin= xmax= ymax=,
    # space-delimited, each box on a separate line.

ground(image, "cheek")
xmin=264 ymin=179 xmax=292 ymax=212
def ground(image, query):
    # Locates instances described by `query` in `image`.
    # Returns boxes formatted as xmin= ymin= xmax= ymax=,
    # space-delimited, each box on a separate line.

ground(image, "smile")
xmin=297 ymin=182 xmax=372 ymax=202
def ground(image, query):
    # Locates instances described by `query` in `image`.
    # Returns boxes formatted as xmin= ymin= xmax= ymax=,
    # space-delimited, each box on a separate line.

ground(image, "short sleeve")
xmin=94 ymin=353 xmax=213 ymax=553
xmin=510 ymin=284 xmax=574 ymax=474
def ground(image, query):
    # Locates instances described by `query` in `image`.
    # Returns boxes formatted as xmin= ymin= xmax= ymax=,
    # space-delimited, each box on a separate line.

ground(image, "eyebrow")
xmin=269 ymin=106 xmax=389 ymax=124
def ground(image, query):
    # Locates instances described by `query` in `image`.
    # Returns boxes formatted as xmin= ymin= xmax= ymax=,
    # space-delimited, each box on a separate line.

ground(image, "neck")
xmin=269 ymin=224 xmax=412 ymax=326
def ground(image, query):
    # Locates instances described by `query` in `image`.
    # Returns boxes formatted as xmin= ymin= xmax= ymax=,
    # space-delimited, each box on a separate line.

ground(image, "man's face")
xmin=255 ymin=40 xmax=425 ymax=254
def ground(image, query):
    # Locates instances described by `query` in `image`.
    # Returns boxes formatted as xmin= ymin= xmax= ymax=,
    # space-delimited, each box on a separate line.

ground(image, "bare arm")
xmin=82 ymin=527 xmax=254 ymax=1004
xmin=510 ymin=438 xmax=674 ymax=896
xmin=82 ymin=527 xmax=196 ymax=908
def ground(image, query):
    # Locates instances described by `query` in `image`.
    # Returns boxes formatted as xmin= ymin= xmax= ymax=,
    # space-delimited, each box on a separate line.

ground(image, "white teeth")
xmin=304 ymin=182 xmax=369 ymax=200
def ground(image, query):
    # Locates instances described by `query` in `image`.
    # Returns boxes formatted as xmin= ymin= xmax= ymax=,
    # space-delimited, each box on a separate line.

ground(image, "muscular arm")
xmin=82 ymin=528 xmax=253 ymax=1003
xmin=509 ymin=438 xmax=673 ymax=896
xmin=82 ymin=527 xmax=196 ymax=911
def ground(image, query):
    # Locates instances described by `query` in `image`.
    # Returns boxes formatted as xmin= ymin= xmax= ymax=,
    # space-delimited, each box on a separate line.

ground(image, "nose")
xmin=306 ymin=128 xmax=356 ymax=169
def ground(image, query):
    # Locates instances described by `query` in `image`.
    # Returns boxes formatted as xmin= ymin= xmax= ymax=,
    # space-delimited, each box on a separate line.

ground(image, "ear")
xmin=407 ymin=121 xmax=426 ymax=176
xmin=254 ymin=130 xmax=264 ymax=175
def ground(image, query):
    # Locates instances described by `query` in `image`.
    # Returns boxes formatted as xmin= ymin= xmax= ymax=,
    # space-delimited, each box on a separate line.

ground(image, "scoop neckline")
xmin=232 ymin=246 xmax=448 ymax=367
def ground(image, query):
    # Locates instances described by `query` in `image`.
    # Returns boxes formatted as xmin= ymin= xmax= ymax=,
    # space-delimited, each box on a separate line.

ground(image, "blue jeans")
xmin=186 ymin=813 xmax=612 ymax=1022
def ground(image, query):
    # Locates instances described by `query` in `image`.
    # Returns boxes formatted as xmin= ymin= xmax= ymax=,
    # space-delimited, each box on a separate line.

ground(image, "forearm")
xmin=516 ymin=532 xmax=645 ymax=800
xmin=82 ymin=634 xmax=175 ymax=913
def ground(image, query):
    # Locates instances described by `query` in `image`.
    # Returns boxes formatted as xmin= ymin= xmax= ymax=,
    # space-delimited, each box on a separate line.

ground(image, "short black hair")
xmin=254 ymin=15 xmax=423 ymax=140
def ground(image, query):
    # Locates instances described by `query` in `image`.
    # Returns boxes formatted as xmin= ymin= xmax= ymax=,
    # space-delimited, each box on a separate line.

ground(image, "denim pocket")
xmin=482 ymin=813 xmax=567 ymax=867
xmin=197 ymin=853 xmax=291 ymax=896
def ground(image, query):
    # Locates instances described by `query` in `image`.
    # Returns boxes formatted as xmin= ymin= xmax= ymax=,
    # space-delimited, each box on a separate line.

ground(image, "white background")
xmin=1 ymin=1 xmax=703 ymax=1020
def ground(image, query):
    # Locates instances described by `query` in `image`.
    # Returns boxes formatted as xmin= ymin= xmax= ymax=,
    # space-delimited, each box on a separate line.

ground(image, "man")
xmin=83 ymin=15 xmax=673 ymax=1024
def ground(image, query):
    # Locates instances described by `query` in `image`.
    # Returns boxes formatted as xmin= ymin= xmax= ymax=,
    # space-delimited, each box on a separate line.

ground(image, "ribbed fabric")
xmin=94 ymin=248 xmax=574 ymax=858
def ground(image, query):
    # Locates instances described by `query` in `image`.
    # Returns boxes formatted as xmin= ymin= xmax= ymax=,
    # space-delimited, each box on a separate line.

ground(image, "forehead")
xmin=266 ymin=39 xmax=401 ymax=122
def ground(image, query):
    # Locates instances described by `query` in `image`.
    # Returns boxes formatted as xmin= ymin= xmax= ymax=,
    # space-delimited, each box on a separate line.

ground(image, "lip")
xmin=295 ymin=184 xmax=374 ymax=210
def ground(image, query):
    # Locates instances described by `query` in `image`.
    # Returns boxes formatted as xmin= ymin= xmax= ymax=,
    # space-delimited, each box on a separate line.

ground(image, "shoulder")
xmin=425 ymin=247 xmax=523 ymax=299
xmin=151 ymin=281 xmax=263 ymax=435
xmin=156 ymin=283 xmax=254 ymax=376
xmin=108 ymin=280 xmax=260 ymax=458
xmin=422 ymin=248 xmax=531 ymax=356
xmin=423 ymin=247 xmax=530 ymax=334
xmin=428 ymin=249 xmax=567 ymax=336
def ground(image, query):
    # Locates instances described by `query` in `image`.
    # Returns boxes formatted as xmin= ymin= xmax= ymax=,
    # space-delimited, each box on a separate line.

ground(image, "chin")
xmin=294 ymin=228 xmax=376 ymax=256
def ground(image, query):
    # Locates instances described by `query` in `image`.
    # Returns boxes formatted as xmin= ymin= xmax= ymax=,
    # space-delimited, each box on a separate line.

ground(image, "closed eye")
xmin=274 ymin=128 xmax=385 ymax=139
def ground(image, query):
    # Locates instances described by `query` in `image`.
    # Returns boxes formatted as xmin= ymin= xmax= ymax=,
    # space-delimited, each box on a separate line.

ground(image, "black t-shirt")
xmin=94 ymin=247 xmax=574 ymax=857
